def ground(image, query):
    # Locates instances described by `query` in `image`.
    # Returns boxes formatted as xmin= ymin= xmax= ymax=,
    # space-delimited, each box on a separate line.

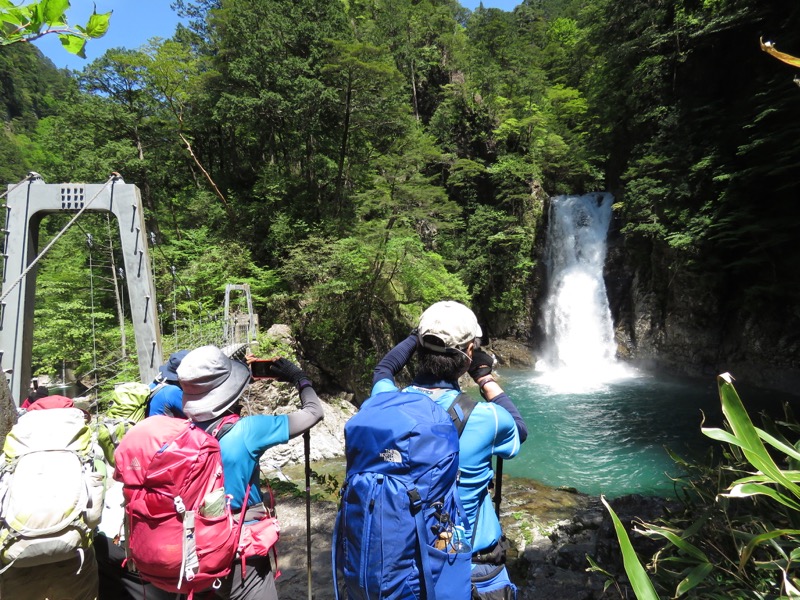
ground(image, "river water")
xmin=496 ymin=367 xmax=722 ymax=497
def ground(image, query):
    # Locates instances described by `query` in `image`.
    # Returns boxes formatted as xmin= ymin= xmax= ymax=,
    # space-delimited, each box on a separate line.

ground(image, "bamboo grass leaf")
xmin=675 ymin=563 xmax=714 ymax=596
xmin=637 ymin=523 xmax=709 ymax=562
xmin=715 ymin=374 xmax=800 ymax=498
xmin=724 ymin=483 xmax=800 ymax=511
xmin=739 ymin=529 xmax=800 ymax=571
xmin=601 ymin=496 xmax=660 ymax=600
xmin=757 ymin=430 xmax=800 ymax=463
xmin=735 ymin=472 xmax=800 ymax=484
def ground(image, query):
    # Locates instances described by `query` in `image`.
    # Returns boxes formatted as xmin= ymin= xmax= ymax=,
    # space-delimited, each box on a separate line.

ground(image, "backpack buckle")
xmin=407 ymin=489 xmax=422 ymax=513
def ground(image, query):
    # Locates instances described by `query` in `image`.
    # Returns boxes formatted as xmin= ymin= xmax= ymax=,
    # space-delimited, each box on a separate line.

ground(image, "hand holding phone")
xmin=249 ymin=358 xmax=278 ymax=380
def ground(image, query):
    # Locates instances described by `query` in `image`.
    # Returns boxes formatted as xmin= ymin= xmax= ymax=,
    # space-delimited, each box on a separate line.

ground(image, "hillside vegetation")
xmin=1 ymin=0 xmax=799 ymax=394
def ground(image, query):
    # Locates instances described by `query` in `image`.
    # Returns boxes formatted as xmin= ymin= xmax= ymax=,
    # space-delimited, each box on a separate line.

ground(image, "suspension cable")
xmin=86 ymin=231 xmax=98 ymax=381
xmin=0 ymin=175 xmax=117 ymax=304
xmin=0 ymin=172 xmax=39 ymax=203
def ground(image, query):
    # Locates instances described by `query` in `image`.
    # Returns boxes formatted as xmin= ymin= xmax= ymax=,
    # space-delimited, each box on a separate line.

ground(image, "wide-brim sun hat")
xmin=158 ymin=349 xmax=190 ymax=382
xmin=417 ymin=301 xmax=482 ymax=353
xmin=177 ymin=345 xmax=250 ymax=421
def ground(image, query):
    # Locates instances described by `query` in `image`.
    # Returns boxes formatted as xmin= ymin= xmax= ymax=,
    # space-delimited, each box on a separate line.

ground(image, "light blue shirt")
xmin=216 ymin=415 xmax=290 ymax=511
xmin=371 ymin=378 xmax=520 ymax=553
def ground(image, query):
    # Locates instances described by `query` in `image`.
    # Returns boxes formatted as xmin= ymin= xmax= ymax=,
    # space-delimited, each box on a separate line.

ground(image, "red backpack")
xmin=113 ymin=416 xmax=245 ymax=596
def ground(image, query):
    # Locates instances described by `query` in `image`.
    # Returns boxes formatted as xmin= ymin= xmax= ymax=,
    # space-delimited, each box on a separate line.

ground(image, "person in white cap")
xmin=370 ymin=301 xmax=528 ymax=567
xmin=177 ymin=345 xmax=324 ymax=600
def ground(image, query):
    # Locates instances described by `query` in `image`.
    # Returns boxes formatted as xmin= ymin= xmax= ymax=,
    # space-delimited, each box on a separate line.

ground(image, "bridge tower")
xmin=1 ymin=174 xmax=162 ymax=403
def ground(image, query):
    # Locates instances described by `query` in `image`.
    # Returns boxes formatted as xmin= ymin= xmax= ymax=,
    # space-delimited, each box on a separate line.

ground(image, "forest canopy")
xmin=2 ymin=0 xmax=799 ymax=395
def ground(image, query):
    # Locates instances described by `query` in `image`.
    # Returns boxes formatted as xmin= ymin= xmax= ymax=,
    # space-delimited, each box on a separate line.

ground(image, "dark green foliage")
xmin=585 ymin=0 xmax=800 ymax=312
xmin=2 ymin=0 xmax=797 ymax=398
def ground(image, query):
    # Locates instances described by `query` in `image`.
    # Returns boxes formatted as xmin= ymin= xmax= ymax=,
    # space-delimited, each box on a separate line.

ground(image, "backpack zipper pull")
xmin=174 ymin=496 xmax=186 ymax=515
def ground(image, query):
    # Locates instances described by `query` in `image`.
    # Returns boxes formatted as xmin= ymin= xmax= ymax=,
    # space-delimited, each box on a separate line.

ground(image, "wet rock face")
xmin=604 ymin=233 xmax=800 ymax=394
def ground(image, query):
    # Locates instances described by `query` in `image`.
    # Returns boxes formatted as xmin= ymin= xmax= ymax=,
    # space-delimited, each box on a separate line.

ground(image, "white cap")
xmin=417 ymin=301 xmax=482 ymax=353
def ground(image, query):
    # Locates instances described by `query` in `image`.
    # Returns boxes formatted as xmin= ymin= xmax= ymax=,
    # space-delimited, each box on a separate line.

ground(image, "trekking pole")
xmin=304 ymin=430 xmax=313 ymax=600
xmin=493 ymin=456 xmax=504 ymax=519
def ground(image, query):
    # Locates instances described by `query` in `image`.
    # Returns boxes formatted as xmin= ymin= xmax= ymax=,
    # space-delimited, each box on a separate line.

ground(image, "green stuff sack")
xmin=0 ymin=408 xmax=105 ymax=569
xmin=97 ymin=381 xmax=155 ymax=466
xmin=106 ymin=381 xmax=151 ymax=422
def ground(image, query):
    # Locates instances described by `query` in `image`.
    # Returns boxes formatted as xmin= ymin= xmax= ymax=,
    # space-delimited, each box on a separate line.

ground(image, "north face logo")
xmin=128 ymin=457 xmax=141 ymax=470
xmin=379 ymin=449 xmax=402 ymax=463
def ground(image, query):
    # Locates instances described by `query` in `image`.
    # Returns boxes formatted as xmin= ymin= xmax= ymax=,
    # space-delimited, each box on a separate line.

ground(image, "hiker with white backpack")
xmin=362 ymin=301 xmax=528 ymax=600
xmin=114 ymin=344 xmax=324 ymax=600
xmin=0 ymin=396 xmax=108 ymax=600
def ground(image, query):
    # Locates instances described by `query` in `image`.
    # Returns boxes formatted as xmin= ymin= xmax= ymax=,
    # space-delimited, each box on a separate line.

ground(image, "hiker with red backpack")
xmin=366 ymin=301 xmax=528 ymax=599
xmin=115 ymin=344 xmax=323 ymax=600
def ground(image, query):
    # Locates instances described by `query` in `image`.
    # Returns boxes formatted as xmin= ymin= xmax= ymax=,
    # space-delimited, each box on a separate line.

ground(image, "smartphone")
xmin=249 ymin=358 xmax=277 ymax=380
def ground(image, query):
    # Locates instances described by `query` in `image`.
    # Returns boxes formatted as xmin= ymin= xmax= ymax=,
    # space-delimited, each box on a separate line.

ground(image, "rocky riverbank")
xmin=268 ymin=466 xmax=672 ymax=600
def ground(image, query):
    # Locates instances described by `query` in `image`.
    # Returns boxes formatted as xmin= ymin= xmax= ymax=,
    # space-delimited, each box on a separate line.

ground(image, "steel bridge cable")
xmin=0 ymin=175 xmax=117 ymax=304
xmin=0 ymin=172 xmax=39 ymax=203
xmin=86 ymin=232 xmax=98 ymax=379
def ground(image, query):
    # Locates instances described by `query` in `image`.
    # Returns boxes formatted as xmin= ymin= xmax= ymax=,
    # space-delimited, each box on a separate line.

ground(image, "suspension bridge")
xmin=0 ymin=173 xmax=259 ymax=405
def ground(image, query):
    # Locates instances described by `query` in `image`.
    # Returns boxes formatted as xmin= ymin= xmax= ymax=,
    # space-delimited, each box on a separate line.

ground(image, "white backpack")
xmin=0 ymin=407 xmax=105 ymax=569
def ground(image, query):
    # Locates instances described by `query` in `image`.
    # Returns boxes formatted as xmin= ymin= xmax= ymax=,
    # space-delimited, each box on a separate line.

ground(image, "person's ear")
xmin=466 ymin=342 xmax=474 ymax=358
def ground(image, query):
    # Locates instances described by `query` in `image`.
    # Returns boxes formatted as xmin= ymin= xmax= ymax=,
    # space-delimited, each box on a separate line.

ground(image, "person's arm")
xmin=469 ymin=349 xmax=528 ymax=443
xmin=372 ymin=333 xmax=418 ymax=386
xmin=265 ymin=357 xmax=324 ymax=438
xmin=288 ymin=385 xmax=324 ymax=437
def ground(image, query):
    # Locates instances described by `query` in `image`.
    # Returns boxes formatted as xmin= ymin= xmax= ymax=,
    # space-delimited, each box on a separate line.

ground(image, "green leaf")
xmin=740 ymin=529 xmax=800 ymax=571
xmin=734 ymin=471 xmax=800 ymax=484
xmin=713 ymin=373 xmax=800 ymax=499
xmin=757 ymin=430 xmax=800 ymax=463
xmin=600 ymin=496 xmax=660 ymax=600
xmin=58 ymin=33 xmax=85 ymax=57
xmin=638 ymin=523 xmax=709 ymax=562
xmin=84 ymin=10 xmax=111 ymax=38
xmin=40 ymin=0 xmax=69 ymax=24
xmin=724 ymin=483 xmax=800 ymax=511
xmin=675 ymin=562 xmax=714 ymax=596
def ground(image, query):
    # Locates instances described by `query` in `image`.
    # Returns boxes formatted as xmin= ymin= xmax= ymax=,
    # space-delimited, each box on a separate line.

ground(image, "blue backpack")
xmin=332 ymin=390 xmax=472 ymax=600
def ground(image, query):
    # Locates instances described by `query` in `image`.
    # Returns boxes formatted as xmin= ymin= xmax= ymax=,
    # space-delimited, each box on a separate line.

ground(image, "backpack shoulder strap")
xmin=148 ymin=381 xmax=168 ymax=399
xmin=210 ymin=414 xmax=240 ymax=440
xmin=447 ymin=393 xmax=477 ymax=438
xmin=145 ymin=381 xmax=169 ymax=415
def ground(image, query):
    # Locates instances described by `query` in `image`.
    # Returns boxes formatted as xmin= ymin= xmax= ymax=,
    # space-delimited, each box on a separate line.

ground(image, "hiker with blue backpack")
xmin=361 ymin=300 xmax=527 ymax=600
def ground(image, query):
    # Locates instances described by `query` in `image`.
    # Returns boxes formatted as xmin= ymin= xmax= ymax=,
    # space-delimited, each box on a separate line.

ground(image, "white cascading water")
xmin=536 ymin=192 xmax=635 ymax=391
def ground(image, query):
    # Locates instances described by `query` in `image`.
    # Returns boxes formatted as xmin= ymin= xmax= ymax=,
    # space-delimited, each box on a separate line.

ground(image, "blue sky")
xmin=34 ymin=0 xmax=520 ymax=71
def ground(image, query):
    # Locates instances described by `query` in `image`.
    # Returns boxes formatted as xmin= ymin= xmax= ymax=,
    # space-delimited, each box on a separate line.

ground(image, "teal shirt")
xmin=215 ymin=414 xmax=290 ymax=511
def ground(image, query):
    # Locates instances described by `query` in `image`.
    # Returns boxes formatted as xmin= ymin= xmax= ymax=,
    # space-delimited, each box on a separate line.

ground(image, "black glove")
xmin=468 ymin=349 xmax=495 ymax=381
xmin=268 ymin=358 xmax=310 ymax=386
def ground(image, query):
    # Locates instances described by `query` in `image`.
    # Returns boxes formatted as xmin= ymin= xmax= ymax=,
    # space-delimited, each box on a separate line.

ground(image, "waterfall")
xmin=537 ymin=193 xmax=634 ymax=390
